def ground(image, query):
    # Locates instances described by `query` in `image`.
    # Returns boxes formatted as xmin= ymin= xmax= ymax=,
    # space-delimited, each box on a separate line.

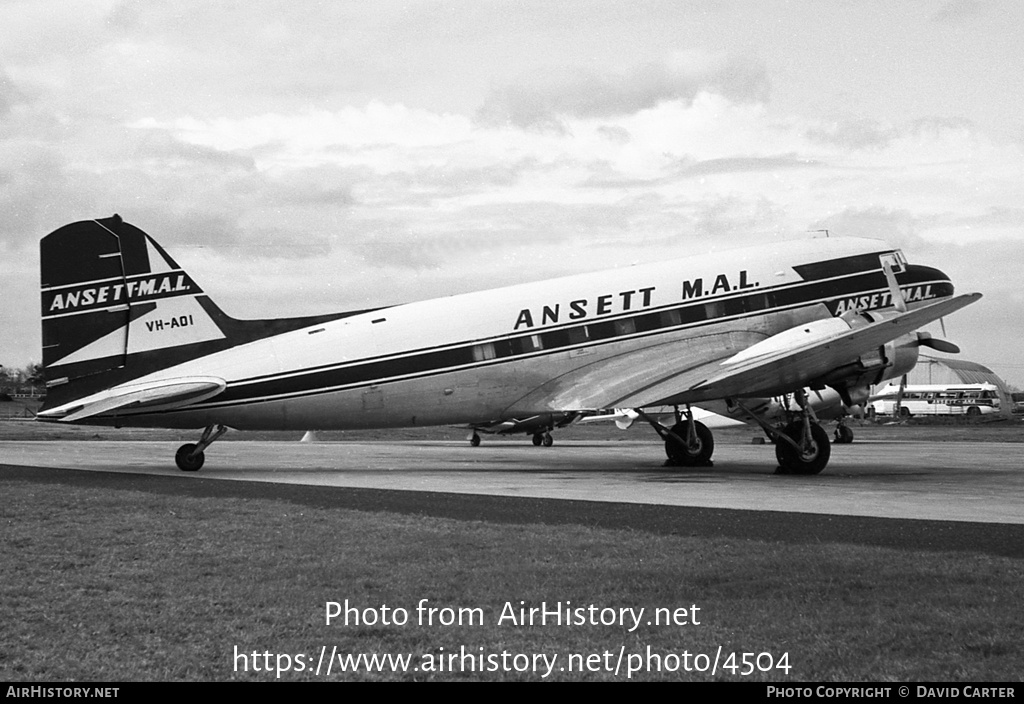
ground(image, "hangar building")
xmin=908 ymin=355 xmax=1009 ymax=387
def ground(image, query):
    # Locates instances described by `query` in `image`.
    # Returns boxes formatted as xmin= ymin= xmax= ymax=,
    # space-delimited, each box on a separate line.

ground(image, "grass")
xmin=2 ymin=473 xmax=1022 ymax=682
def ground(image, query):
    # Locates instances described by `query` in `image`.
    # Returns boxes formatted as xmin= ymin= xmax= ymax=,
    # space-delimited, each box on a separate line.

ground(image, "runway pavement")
xmin=2 ymin=435 xmax=1021 ymax=524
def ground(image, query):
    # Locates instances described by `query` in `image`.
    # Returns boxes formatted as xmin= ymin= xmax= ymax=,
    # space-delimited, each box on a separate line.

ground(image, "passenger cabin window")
xmin=660 ymin=309 xmax=682 ymax=327
xmin=703 ymin=301 xmax=724 ymax=319
xmin=540 ymin=329 xmax=571 ymax=349
xmin=567 ymin=326 xmax=590 ymax=345
xmin=614 ymin=318 xmax=637 ymax=336
xmin=472 ymin=343 xmax=497 ymax=361
xmin=512 ymin=335 xmax=543 ymax=354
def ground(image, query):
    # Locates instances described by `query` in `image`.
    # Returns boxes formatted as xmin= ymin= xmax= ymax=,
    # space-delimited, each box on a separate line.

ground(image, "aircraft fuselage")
xmin=60 ymin=238 xmax=952 ymax=431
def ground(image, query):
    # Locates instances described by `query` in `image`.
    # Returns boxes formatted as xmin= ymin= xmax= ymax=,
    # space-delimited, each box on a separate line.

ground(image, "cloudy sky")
xmin=2 ymin=0 xmax=1023 ymax=387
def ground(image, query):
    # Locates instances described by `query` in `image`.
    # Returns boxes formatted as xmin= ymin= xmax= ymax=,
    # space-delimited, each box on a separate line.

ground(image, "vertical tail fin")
xmin=40 ymin=215 xmax=228 ymax=408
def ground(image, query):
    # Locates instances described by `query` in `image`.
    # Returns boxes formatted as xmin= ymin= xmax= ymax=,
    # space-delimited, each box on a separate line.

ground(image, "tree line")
xmin=0 ymin=362 xmax=45 ymax=397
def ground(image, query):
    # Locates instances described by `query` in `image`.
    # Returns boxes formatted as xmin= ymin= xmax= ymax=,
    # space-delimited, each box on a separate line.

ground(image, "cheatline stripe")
xmin=226 ymin=264 xmax=900 ymax=388
xmin=138 ymin=271 xmax=954 ymax=415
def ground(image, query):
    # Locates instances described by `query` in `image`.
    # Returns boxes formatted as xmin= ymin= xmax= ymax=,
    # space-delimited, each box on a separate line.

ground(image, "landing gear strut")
xmin=175 ymin=424 xmax=228 ymax=472
xmin=637 ymin=406 xmax=714 ymax=467
xmin=731 ymin=390 xmax=832 ymax=475
xmin=773 ymin=389 xmax=830 ymax=475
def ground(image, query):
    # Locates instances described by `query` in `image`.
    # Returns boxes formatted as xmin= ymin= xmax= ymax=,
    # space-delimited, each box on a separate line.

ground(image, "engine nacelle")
xmin=722 ymin=310 xmax=921 ymax=402
xmin=815 ymin=310 xmax=920 ymax=391
xmin=723 ymin=314 xmax=861 ymax=367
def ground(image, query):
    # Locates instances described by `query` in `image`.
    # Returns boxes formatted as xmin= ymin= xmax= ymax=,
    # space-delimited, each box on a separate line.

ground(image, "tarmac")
xmin=2 ymin=434 xmax=1021 ymax=525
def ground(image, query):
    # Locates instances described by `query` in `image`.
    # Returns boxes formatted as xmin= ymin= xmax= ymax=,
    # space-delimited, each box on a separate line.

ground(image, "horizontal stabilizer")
xmin=37 ymin=377 xmax=226 ymax=423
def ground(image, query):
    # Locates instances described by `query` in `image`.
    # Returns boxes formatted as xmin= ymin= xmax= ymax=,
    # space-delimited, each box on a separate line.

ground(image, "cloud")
xmin=475 ymin=54 xmax=769 ymax=130
xmin=119 ymin=94 xmax=1023 ymax=269
xmin=0 ymin=143 xmax=95 ymax=249
xmin=0 ymin=66 xmax=26 ymax=116
xmin=812 ymin=207 xmax=928 ymax=250
xmin=931 ymin=0 xmax=987 ymax=23
xmin=679 ymin=155 xmax=823 ymax=176
xmin=806 ymin=119 xmax=899 ymax=150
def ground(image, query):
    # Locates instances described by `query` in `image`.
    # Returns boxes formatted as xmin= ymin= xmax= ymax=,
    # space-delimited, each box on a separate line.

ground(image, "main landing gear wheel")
xmin=470 ymin=432 xmax=481 ymax=447
xmin=833 ymin=424 xmax=854 ymax=444
xmin=531 ymin=431 xmax=554 ymax=446
xmin=775 ymin=422 xmax=830 ymax=475
xmin=665 ymin=420 xmax=714 ymax=467
xmin=175 ymin=443 xmax=205 ymax=472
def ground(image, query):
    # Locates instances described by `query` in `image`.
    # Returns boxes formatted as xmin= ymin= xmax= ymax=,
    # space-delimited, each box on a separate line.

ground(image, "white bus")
xmin=869 ymin=383 xmax=1004 ymax=417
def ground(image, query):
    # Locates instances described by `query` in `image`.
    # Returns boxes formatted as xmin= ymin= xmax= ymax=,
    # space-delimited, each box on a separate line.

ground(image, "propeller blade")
xmin=882 ymin=259 xmax=907 ymax=313
xmin=916 ymin=332 xmax=961 ymax=354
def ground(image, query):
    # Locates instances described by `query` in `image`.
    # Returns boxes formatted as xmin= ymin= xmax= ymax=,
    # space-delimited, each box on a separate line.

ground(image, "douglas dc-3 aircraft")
xmin=37 ymin=215 xmax=979 ymax=474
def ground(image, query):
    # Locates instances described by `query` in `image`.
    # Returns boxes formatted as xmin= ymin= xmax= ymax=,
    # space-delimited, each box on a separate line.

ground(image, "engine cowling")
xmin=721 ymin=309 xmax=922 ymax=404
xmin=813 ymin=311 xmax=920 ymax=392
xmin=723 ymin=314 xmax=862 ymax=368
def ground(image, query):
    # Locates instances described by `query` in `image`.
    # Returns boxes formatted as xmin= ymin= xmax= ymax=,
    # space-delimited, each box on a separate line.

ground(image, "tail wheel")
xmin=665 ymin=421 xmax=714 ymax=466
xmin=775 ymin=422 xmax=830 ymax=475
xmin=175 ymin=443 xmax=205 ymax=472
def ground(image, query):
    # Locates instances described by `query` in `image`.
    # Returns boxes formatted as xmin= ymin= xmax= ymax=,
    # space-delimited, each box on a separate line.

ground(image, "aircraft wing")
xmin=468 ymin=412 xmax=580 ymax=435
xmin=616 ymin=293 xmax=982 ymax=409
xmin=36 ymin=377 xmax=227 ymax=423
xmin=467 ymin=419 xmax=524 ymax=434
xmin=507 ymin=293 xmax=980 ymax=414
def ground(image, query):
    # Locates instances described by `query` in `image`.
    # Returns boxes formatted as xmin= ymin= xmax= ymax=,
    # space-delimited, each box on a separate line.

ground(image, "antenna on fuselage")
xmin=808 ymin=229 xmax=830 ymax=238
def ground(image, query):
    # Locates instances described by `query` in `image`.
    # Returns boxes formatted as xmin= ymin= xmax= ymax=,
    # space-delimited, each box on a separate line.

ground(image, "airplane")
xmin=36 ymin=215 xmax=980 ymax=475
xmin=464 ymin=411 xmax=582 ymax=447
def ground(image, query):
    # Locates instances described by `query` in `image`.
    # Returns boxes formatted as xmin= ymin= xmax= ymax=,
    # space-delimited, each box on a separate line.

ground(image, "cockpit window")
xmin=879 ymin=251 xmax=907 ymax=273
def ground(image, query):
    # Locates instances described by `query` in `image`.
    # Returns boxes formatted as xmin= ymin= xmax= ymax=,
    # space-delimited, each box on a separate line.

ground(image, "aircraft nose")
xmin=901 ymin=264 xmax=956 ymax=299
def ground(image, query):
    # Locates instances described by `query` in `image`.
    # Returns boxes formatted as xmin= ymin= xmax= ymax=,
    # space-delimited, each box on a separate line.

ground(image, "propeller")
xmin=915 ymin=331 xmax=960 ymax=354
xmin=882 ymin=257 xmax=960 ymax=353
